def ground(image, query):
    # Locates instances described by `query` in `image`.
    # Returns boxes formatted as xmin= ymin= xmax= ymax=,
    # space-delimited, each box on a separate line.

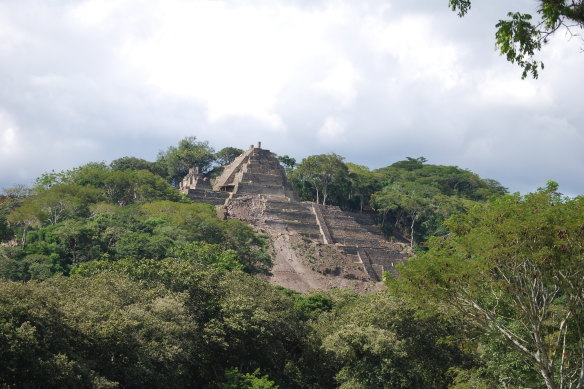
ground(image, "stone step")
xmin=236 ymin=184 xmax=287 ymax=196
xmin=363 ymin=247 xmax=408 ymax=270
xmin=241 ymin=173 xmax=285 ymax=186
xmin=266 ymin=211 xmax=317 ymax=224
xmin=265 ymin=201 xmax=311 ymax=213
xmin=264 ymin=220 xmax=322 ymax=241
xmin=187 ymin=189 xmax=230 ymax=206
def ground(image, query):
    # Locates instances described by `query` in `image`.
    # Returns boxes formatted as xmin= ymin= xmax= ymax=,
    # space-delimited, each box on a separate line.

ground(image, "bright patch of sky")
xmin=0 ymin=0 xmax=583 ymax=196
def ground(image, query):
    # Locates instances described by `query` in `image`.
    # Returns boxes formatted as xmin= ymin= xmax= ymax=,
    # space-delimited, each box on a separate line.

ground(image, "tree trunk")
xmin=410 ymin=213 xmax=416 ymax=248
xmin=539 ymin=367 xmax=556 ymax=389
xmin=21 ymin=226 xmax=27 ymax=247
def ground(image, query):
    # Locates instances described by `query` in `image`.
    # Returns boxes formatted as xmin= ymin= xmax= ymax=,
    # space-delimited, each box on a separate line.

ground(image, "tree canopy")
xmin=393 ymin=182 xmax=584 ymax=389
xmin=157 ymin=137 xmax=216 ymax=186
xmin=215 ymin=147 xmax=244 ymax=166
xmin=2 ymin=137 xmax=581 ymax=388
xmin=290 ymin=154 xmax=350 ymax=206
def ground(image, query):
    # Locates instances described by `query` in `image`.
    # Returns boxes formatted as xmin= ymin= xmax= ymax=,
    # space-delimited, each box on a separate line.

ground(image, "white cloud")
xmin=315 ymin=59 xmax=360 ymax=106
xmin=0 ymin=112 xmax=20 ymax=157
xmin=119 ymin=0 xmax=326 ymax=129
xmin=475 ymin=73 xmax=548 ymax=107
xmin=68 ymin=0 xmax=119 ymax=26
xmin=361 ymin=14 xmax=464 ymax=88
xmin=318 ymin=116 xmax=346 ymax=144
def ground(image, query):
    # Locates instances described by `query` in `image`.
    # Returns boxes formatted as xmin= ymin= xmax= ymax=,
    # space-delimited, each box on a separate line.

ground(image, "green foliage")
xmin=4 ymin=137 xmax=571 ymax=389
xmin=2 ymin=161 xmax=270 ymax=278
xmin=291 ymin=153 xmax=350 ymax=205
xmin=394 ymin=183 xmax=584 ymax=388
xmin=449 ymin=0 xmax=471 ymax=17
xmin=157 ymin=136 xmax=215 ymax=186
xmin=496 ymin=12 xmax=543 ymax=79
xmin=0 ymin=188 xmax=27 ymax=242
xmin=313 ymin=292 xmax=469 ymax=388
xmin=221 ymin=368 xmax=279 ymax=389
xmin=0 ymin=273 xmax=197 ymax=388
xmin=9 ymin=184 xmax=101 ymax=227
xmin=216 ymin=147 xmax=244 ymax=166
xmin=32 ymin=162 xmax=181 ymax=207
xmin=0 ymin=216 xmax=12 ymax=242
xmin=277 ymin=155 xmax=296 ymax=170
xmin=110 ymin=156 xmax=165 ymax=176
xmin=376 ymin=161 xmax=506 ymax=200
xmin=220 ymin=219 xmax=272 ymax=273
xmin=171 ymin=241 xmax=243 ymax=271
xmin=294 ymin=294 xmax=334 ymax=319
xmin=0 ymin=248 xmax=25 ymax=281
xmin=390 ymin=156 xmax=427 ymax=171
xmin=346 ymin=163 xmax=382 ymax=212
xmin=371 ymin=159 xmax=505 ymax=247
xmin=99 ymin=169 xmax=182 ymax=205
xmin=72 ymin=262 xmax=310 ymax=387
xmin=372 ymin=181 xmax=439 ymax=247
xmin=287 ymin=153 xmax=505 ymax=247
xmin=449 ymin=0 xmax=584 ymax=78
xmin=139 ymin=200 xmax=224 ymax=243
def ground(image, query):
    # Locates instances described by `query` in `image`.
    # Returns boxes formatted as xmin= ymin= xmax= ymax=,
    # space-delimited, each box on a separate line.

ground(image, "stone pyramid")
xmin=181 ymin=143 xmax=409 ymax=289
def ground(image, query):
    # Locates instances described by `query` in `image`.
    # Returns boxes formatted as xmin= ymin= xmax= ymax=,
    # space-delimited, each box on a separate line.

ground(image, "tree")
xmin=139 ymin=200 xmax=224 ymax=243
xmin=371 ymin=182 xmax=439 ymax=247
xmin=313 ymin=292 xmax=468 ymax=388
xmin=390 ymin=156 xmax=427 ymax=171
xmin=205 ymin=271 xmax=306 ymax=386
xmin=157 ymin=137 xmax=215 ymax=186
xmin=221 ymin=368 xmax=279 ymax=389
xmin=449 ymin=0 xmax=584 ymax=78
xmin=277 ymin=155 xmax=296 ymax=170
xmin=371 ymin=160 xmax=506 ymax=245
xmin=1 ymin=186 xmax=30 ymax=242
xmin=394 ymin=182 xmax=584 ymax=389
xmin=171 ymin=241 xmax=243 ymax=272
xmin=215 ymin=147 xmax=244 ymax=166
xmin=346 ymin=163 xmax=381 ymax=213
xmin=52 ymin=219 xmax=99 ymax=264
xmin=110 ymin=156 xmax=166 ymax=177
xmin=0 ymin=273 xmax=199 ymax=388
xmin=220 ymin=219 xmax=272 ymax=274
xmin=0 ymin=217 xmax=10 ymax=242
xmin=102 ymin=170 xmax=181 ymax=206
xmin=9 ymin=185 xmax=101 ymax=227
xmin=291 ymin=154 xmax=350 ymax=205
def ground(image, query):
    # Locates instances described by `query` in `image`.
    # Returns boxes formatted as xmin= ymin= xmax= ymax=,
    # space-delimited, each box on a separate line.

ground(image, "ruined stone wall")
xmin=179 ymin=166 xmax=211 ymax=193
xmin=185 ymin=189 xmax=230 ymax=206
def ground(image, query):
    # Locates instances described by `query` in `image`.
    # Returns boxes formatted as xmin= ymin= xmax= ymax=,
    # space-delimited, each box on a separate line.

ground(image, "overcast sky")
xmin=1 ymin=0 xmax=583 ymax=195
